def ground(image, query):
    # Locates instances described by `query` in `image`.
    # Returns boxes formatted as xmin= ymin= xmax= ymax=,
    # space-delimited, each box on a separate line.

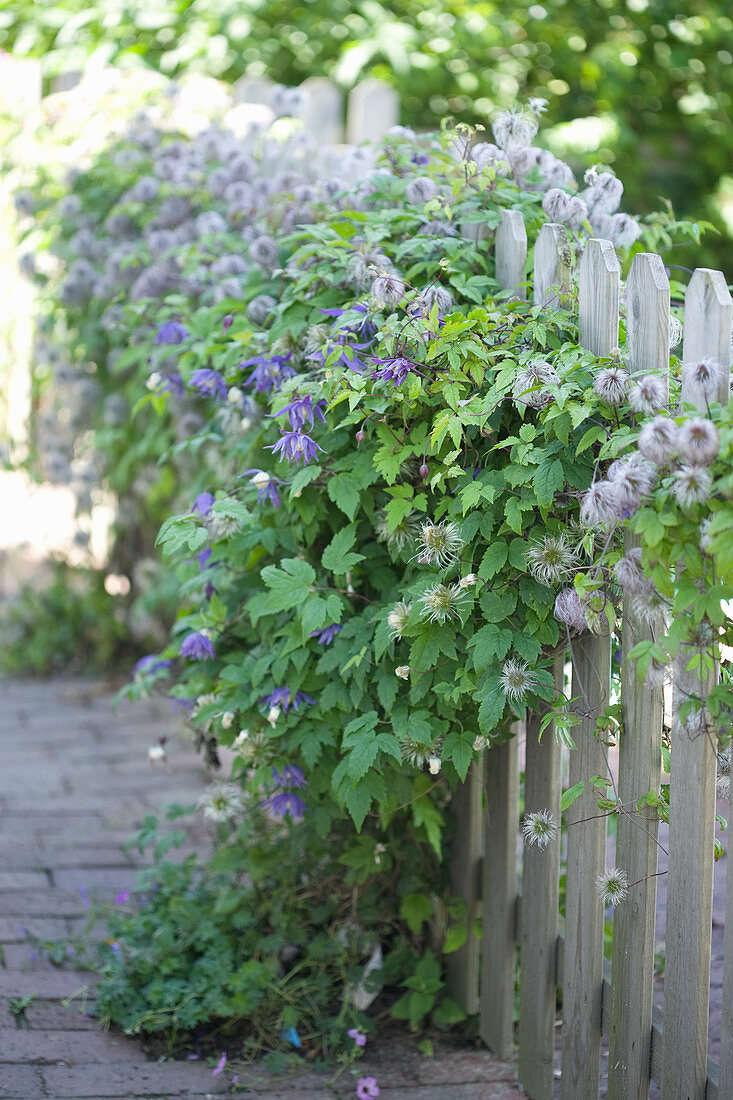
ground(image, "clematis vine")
xmin=189 ymin=368 xmax=227 ymax=402
xmin=371 ymin=354 xmax=422 ymax=387
xmin=267 ymin=430 xmax=324 ymax=466
xmin=154 ymin=320 xmax=188 ymax=345
xmin=269 ymin=394 xmax=327 ymax=431
xmin=241 ymin=353 xmax=295 ymax=394
xmin=309 ymin=623 xmax=343 ymax=645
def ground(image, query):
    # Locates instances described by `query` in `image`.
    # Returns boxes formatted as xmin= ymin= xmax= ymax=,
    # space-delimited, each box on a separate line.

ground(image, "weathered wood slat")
xmin=681 ymin=268 xmax=732 ymax=405
xmin=447 ymin=758 xmax=484 ymax=1015
xmin=561 ymin=633 xmax=610 ymax=1100
xmin=608 ymin=250 xmax=668 ymax=1100
xmin=533 ymin=223 xmax=572 ymax=309
xmin=662 ymin=266 xmax=731 ymax=1100
xmin=578 ymin=238 xmax=620 ymax=356
xmin=480 ymin=737 xmax=519 ymax=1057
xmin=519 ymin=654 xmax=564 ymax=1100
xmin=495 ymin=209 xmax=528 ymax=299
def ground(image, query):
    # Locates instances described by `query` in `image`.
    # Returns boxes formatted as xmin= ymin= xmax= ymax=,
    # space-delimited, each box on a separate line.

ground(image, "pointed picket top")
xmin=681 ymin=268 xmax=732 ymax=406
xmin=533 ymin=223 xmax=572 ymax=309
xmin=495 ymin=209 xmax=528 ymax=300
xmin=232 ymin=76 xmax=275 ymax=106
xmin=297 ymin=78 xmax=344 ymax=145
xmin=626 ymin=253 xmax=670 ymax=386
xmin=346 ymin=79 xmax=399 ymax=144
xmin=579 ymin=238 xmax=620 ymax=356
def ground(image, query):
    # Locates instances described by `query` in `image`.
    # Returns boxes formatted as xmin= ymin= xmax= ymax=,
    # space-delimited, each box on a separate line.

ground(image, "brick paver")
xmin=0 ymin=677 xmax=528 ymax=1099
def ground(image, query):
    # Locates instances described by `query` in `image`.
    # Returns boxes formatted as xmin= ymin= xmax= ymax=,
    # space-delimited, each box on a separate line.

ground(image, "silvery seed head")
xmin=594 ymin=366 xmax=630 ymax=406
xmin=522 ymin=809 xmax=558 ymax=850
xmin=678 ymin=418 xmax=720 ymax=466
xmin=247 ymin=294 xmax=277 ymax=326
xmin=583 ymin=172 xmax=624 ymax=218
xmin=629 ymin=374 xmax=667 ymax=415
xmin=492 ymin=107 xmax=538 ymax=151
xmin=672 ymin=464 xmax=712 ymax=508
xmin=554 ymin=588 xmax=589 ymax=633
xmin=579 ymin=480 xmax=622 ymax=526
xmin=638 ymin=416 xmax=680 ymax=465
xmin=526 ymin=533 xmax=579 ymax=586
xmin=405 ymin=176 xmax=440 ymax=204
xmin=372 ymin=272 xmax=407 ymax=309
xmin=542 ymin=188 xmax=569 ymax=223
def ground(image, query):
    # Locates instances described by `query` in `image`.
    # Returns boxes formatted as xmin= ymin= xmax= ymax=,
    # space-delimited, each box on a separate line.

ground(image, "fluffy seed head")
xmin=375 ymin=510 xmax=421 ymax=552
xmin=387 ymin=601 xmax=413 ymax=639
xmin=419 ymin=582 xmax=466 ymax=624
xmin=596 ymin=866 xmax=629 ymax=907
xmin=492 ymin=107 xmax=538 ymax=151
xmin=613 ymin=547 xmax=646 ymax=592
xmin=526 ymin=533 xmax=579 ymax=586
xmin=594 ymin=366 xmax=630 ymax=406
xmin=668 ymin=316 xmax=683 ymax=350
xmin=522 ymin=809 xmax=559 ymax=850
xmin=629 ymin=374 xmax=667 ymax=415
xmin=395 ymin=665 xmax=411 ymax=680
xmin=405 ymin=176 xmax=440 ymax=204
xmin=512 ymin=359 xmax=559 ymax=408
xmin=415 ymin=521 xmax=464 ymax=568
xmin=372 ymin=272 xmax=407 ymax=309
xmin=542 ymin=188 xmax=569 ymax=223
xmin=606 ymin=455 xmax=657 ymax=511
xmin=672 ymin=464 xmax=712 ymax=508
xmin=678 ymin=418 xmax=720 ymax=466
xmin=499 ymin=659 xmax=540 ymax=702
xmin=638 ymin=416 xmax=680 ymax=466
xmin=198 ymin=782 xmax=244 ymax=823
xmin=554 ymin=588 xmax=589 ymax=633
xmin=579 ymin=480 xmax=622 ymax=527
xmin=631 ymin=585 xmax=668 ymax=633
xmin=681 ymin=357 xmax=727 ymax=401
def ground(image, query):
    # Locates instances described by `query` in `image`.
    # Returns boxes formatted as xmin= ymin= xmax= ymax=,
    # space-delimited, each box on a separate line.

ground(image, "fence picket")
xmin=346 ymin=79 xmax=399 ymax=144
xmin=533 ymin=223 xmax=572 ymax=309
xmin=663 ymin=269 xmax=732 ymax=1100
xmin=560 ymin=239 xmax=616 ymax=1099
xmin=518 ymin=654 xmax=565 ymax=1100
xmin=479 ymin=738 xmax=519 ymax=1057
xmin=608 ymin=251 xmax=668 ymax=1100
xmin=446 ymin=759 xmax=484 ymax=1015
xmin=495 ymin=209 xmax=527 ymax=299
xmin=561 ymin=633 xmax=610 ymax=1099
xmin=298 ymin=77 xmax=343 ymax=144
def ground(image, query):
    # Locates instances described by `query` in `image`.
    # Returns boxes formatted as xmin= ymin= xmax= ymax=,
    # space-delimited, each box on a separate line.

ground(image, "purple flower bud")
xmin=419 ymin=463 xmax=430 ymax=480
xmin=222 ymin=313 xmax=234 ymax=333
xmin=180 ymin=632 xmax=216 ymax=660
xmin=356 ymin=429 xmax=366 ymax=444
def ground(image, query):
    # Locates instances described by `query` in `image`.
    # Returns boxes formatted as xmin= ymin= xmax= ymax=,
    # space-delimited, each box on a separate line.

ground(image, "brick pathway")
xmin=0 ymin=676 xmax=528 ymax=1099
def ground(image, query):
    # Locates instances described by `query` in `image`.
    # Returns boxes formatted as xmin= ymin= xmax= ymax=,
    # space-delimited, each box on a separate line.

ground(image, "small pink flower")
xmin=356 ymin=1077 xmax=380 ymax=1099
xmin=348 ymin=1028 xmax=367 ymax=1047
xmin=212 ymin=1052 xmax=227 ymax=1076
xmin=114 ymin=891 xmax=130 ymax=905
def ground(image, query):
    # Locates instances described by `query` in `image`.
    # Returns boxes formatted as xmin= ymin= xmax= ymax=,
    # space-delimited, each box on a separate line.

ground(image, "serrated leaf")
xmin=478 ymin=541 xmax=508 ymax=579
xmin=400 ymin=893 xmax=433 ymax=935
xmin=321 ymin=525 xmax=365 ymax=573
xmin=327 ymin=473 xmax=361 ymax=519
xmin=561 ymin=780 xmax=585 ymax=812
xmin=533 ymin=458 xmax=565 ymax=506
xmin=261 ymin=558 xmax=315 ymax=611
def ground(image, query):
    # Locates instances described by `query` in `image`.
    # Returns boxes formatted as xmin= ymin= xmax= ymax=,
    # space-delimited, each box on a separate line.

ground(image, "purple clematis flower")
xmin=308 ymin=340 xmax=368 ymax=374
xmin=169 ymin=696 xmax=196 ymax=714
xmin=189 ymin=368 xmax=227 ymax=403
xmin=321 ymin=302 xmax=377 ymax=341
xmin=269 ymin=394 xmax=327 ymax=431
xmin=132 ymin=655 xmax=174 ymax=676
xmin=371 ymin=355 xmax=421 ymax=387
xmin=272 ymin=765 xmax=307 ymax=789
xmin=191 ymin=492 xmax=215 ymax=516
xmin=241 ymin=354 xmax=295 ymax=394
xmin=259 ymin=688 xmax=316 ymax=714
xmin=260 ymin=791 xmax=307 ymax=821
xmin=180 ymin=632 xmax=216 ymax=660
xmin=159 ymin=372 xmax=185 ymax=397
xmin=154 ymin=321 xmax=188 ymax=345
xmin=241 ymin=469 xmax=282 ymax=507
xmin=267 ymin=430 xmax=324 ymax=466
xmin=212 ymin=1052 xmax=227 ymax=1076
xmin=310 ymin=623 xmax=343 ymax=646
xmin=196 ymin=548 xmax=213 ymax=569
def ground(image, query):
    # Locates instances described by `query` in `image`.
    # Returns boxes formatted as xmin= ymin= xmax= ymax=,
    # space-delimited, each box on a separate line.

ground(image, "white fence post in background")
xmin=533 ymin=223 xmax=572 ymax=309
xmin=346 ymin=79 xmax=399 ymax=145
xmin=495 ymin=209 xmax=527 ymax=299
xmin=50 ymin=72 xmax=82 ymax=93
xmin=298 ymin=77 xmax=344 ymax=144
xmin=608 ymin=252 xmax=668 ymax=1100
xmin=232 ymin=76 xmax=275 ymax=105
xmin=663 ymin=268 xmax=732 ymax=1100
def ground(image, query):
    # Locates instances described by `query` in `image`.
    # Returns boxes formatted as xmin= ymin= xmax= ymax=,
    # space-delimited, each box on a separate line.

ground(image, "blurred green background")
xmin=2 ymin=0 xmax=731 ymax=268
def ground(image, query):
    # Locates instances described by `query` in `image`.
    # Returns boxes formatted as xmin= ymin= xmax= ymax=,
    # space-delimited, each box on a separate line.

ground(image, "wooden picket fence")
xmin=447 ymin=212 xmax=733 ymax=1100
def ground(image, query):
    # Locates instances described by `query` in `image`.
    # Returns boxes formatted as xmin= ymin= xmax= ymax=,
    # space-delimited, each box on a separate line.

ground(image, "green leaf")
xmin=478 ymin=540 xmax=508 ymax=579
xmin=561 ymin=780 xmax=585 ymax=812
xmin=261 ymin=558 xmax=316 ymax=611
xmin=321 ymin=525 xmax=365 ymax=573
xmin=400 ymin=892 xmax=433 ymax=935
xmin=533 ymin=458 xmax=565 ymax=505
xmin=327 ymin=473 xmax=361 ymax=519
xmin=432 ymin=996 xmax=467 ymax=1027
xmin=442 ymin=925 xmax=468 ymax=954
